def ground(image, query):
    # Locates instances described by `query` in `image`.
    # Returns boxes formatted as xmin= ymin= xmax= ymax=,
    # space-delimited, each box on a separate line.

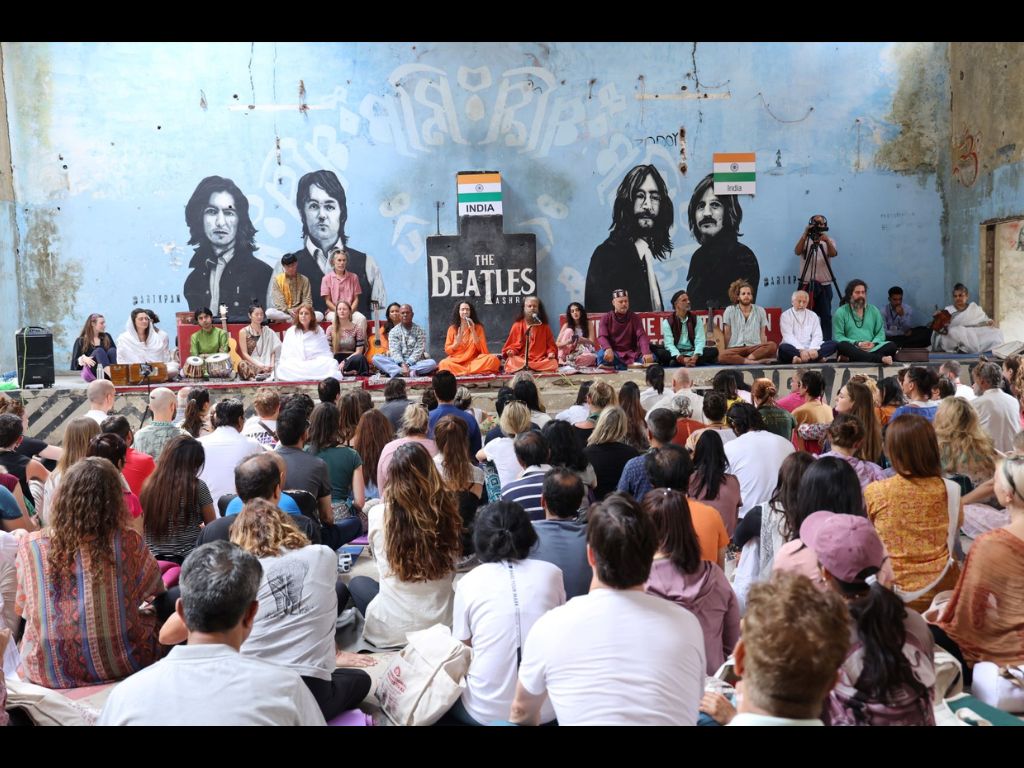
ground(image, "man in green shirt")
xmin=832 ymin=280 xmax=897 ymax=365
xmin=189 ymin=307 xmax=229 ymax=356
xmin=133 ymin=387 xmax=187 ymax=462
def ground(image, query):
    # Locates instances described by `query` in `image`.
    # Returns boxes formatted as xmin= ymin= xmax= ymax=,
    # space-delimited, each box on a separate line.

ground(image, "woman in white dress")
xmin=236 ymin=303 xmax=282 ymax=381
xmin=933 ymin=283 xmax=1004 ymax=354
xmin=276 ymin=304 xmax=342 ymax=382
xmin=116 ymin=308 xmax=179 ymax=378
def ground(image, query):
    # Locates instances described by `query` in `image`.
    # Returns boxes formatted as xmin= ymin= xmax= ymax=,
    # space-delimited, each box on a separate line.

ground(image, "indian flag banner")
xmin=457 ymin=172 xmax=503 ymax=216
xmin=713 ymin=153 xmax=756 ymax=195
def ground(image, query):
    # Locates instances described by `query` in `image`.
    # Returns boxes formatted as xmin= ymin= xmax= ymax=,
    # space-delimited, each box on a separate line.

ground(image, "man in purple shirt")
xmin=597 ymin=289 xmax=654 ymax=370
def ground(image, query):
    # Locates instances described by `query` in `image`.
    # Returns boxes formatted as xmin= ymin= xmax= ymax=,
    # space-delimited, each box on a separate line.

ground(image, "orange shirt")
xmin=689 ymin=498 xmax=730 ymax=563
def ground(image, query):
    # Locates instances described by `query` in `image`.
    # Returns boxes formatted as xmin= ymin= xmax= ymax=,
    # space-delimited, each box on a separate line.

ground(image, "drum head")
xmin=206 ymin=353 xmax=229 ymax=364
xmin=186 ymin=356 xmax=204 ymax=366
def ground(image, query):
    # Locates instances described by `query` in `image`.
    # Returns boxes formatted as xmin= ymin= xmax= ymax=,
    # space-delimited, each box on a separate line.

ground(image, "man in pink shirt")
xmin=776 ymin=374 xmax=807 ymax=413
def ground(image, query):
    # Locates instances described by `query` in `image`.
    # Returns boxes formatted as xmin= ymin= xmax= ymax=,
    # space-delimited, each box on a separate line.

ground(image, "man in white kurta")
xmin=777 ymin=290 xmax=838 ymax=364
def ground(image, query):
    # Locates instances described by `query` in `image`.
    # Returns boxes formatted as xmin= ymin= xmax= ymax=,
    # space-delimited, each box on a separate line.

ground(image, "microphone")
xmin=530 ymin=313 xmax=541 ymax=323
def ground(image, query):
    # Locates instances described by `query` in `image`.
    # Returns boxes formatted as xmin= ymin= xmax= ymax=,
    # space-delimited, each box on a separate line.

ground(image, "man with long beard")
xmin=832 ymin=279 xmax=896 ymax=365
xmin=585 ymin=165 xmax=674 ymax=312
xmin=684 ymin=174 xmax=760 ymax=312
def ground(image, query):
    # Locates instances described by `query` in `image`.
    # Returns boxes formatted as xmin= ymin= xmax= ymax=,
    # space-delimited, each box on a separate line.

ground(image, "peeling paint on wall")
xmin=875 ymin=42 xmax=946 ymax=174
xmin=21 ymin=207 xmax=81 ymax=345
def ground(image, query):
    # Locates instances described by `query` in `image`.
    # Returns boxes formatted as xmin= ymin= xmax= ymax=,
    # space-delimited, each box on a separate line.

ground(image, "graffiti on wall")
xmin=331 ymin=64 xmax=628 ymax=159
xmin=952 ymin=125 xmax=980 ymax=188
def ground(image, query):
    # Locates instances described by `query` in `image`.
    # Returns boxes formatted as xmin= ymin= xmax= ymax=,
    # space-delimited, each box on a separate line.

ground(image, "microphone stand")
xmin=137 ymin=367 xmax=153 ymax=431
xmin=523 ymin=317 xmax=533 ymax=373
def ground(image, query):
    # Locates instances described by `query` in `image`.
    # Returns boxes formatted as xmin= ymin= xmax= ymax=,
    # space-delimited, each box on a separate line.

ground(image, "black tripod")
xmin=136 ymin=365 xmax=154 ymax=431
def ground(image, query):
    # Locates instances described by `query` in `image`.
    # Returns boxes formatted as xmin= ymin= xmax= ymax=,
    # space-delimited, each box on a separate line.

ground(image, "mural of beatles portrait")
xmin=183 ymin=176 xmax=273 ymax=320
xmin=585 ymin=164 xmax=674 ymax=312
xmin=684 ymin=173 xmax=760 ymax=311
xmin=287 ymin=170 xmax=386 ymax=315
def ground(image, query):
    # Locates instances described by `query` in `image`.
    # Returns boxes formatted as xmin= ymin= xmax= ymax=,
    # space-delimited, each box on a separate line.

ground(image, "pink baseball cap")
xmin=799 ymin=511 xmax=885 ymax=584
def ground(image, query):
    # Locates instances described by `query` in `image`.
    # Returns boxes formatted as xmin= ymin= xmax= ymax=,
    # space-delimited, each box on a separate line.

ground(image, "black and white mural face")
xmin=584 ymin=164 xmax=675 ymax=314
xmin=684 ymin=173 xmax=760 ymax=312
xmin=179 ymin=170 xmax=387 ymax=322
xmin=182 ymin=175 xmax=273 ymax=320
xmin=285 ymin=169 xmax=386 ymax=317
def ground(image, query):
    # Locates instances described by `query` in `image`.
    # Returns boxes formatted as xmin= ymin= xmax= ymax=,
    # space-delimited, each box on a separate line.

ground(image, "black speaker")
xmin=16 ymin=327 xmax=55 ymax=388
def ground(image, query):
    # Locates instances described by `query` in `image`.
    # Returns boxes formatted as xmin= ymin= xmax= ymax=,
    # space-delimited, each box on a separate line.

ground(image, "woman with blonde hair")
xmin=15 ymin=457 xmax=164 ymax=688
xmin=584 ymin=406 xmax=640 ymax=501
xmin=477 ymin=401 xmax=533 ymax=487
xmin=572 ymin=379 xmax=617 ymax=446
xmin=751 ymin=378 xmax=796 ymax=441
xmin=377 ymin=404 xmax=437 ymax=492
xmin=39 ymin=417 xmax=100 ymax=523
xmin=933 ymin=396 xmax=996 ymax=489
xmin=349 ymin=442 xmax=462 ymax=648
xmin=834 ymin=379 xmax=883 ymax=463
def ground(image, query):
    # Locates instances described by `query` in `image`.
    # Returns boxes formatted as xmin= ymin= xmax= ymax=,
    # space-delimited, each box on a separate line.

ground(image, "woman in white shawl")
xmin=934 ymin=283 xmax=1005 ymax=354
xmin=236 ymin=303 xmax=282 ymax=380
xmin=276 ymin=304 xmax=342 ymax=382
xmin=116 ymin=308 xmax=179 ymax=377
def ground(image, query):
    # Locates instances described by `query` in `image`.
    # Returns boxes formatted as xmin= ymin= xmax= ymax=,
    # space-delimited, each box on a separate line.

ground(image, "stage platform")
xmin=8 ymin=355 xmax=981 ymax=443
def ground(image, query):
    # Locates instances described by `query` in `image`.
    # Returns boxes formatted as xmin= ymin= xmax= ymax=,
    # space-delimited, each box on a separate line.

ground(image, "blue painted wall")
xmin=1 ymin=42 xmax=951 ymax=365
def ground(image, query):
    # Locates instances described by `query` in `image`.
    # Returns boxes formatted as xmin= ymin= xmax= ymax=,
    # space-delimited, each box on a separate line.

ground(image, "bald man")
xmin=85 ymin=379 xmax=116 ymax=424
xmin=653 ymin=367 xmax=706 ymax=424
xmin=133 ymin=387 xmax=188 ymax=462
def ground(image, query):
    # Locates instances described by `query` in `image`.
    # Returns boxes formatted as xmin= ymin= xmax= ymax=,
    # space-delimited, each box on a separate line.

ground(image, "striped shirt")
xmin=15 ymin=529 xmax=162 ymax=689
xmin=144 ymin=480 xmax=213 ymax=562
xmin=500 ymin=466 xmax=552 ymax=520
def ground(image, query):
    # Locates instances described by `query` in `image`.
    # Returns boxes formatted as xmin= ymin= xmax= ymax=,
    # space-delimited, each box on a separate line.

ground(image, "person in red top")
xmin=503 ymin=296 xmax=558 ymax=373
xmin=597 ymin=289 xmax=654 ymax=370
xmin=100 ymin=415 xmax=155 ymax=496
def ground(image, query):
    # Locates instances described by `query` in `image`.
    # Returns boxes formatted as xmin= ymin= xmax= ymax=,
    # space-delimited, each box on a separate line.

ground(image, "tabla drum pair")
xmin=183 ymin=354 xmax=233 ymax=379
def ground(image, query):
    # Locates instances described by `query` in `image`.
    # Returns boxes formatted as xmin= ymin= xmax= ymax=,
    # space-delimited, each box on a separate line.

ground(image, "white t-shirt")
xmin=556 ymin=404 xmax=590 ymax=424
xmin=518 ymin=588 xmax=705 ymax=725
xmin=241 ymin=545 xmax=338 ymax=680
xmin=482 ymin=436 xmax=522 ymax=488
xmin=0 ymin=531 xmax=19 ymax=633
xmin=724 ymin=430 xmax=796 ymax=516
xmin=242 ymin=415 xmax=278 ymax=449
xmin=98 ymin=644 xmax=326 ymax=725
xmin=452 ymin=559 xmax=565 ymax=725
xmin=197 ymin=427 xmax=264 ymax=502
xmin=364 ymin=503 xmax=455 ymax=648
xmin=653 ymin=388 xmax=707 ymax=424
